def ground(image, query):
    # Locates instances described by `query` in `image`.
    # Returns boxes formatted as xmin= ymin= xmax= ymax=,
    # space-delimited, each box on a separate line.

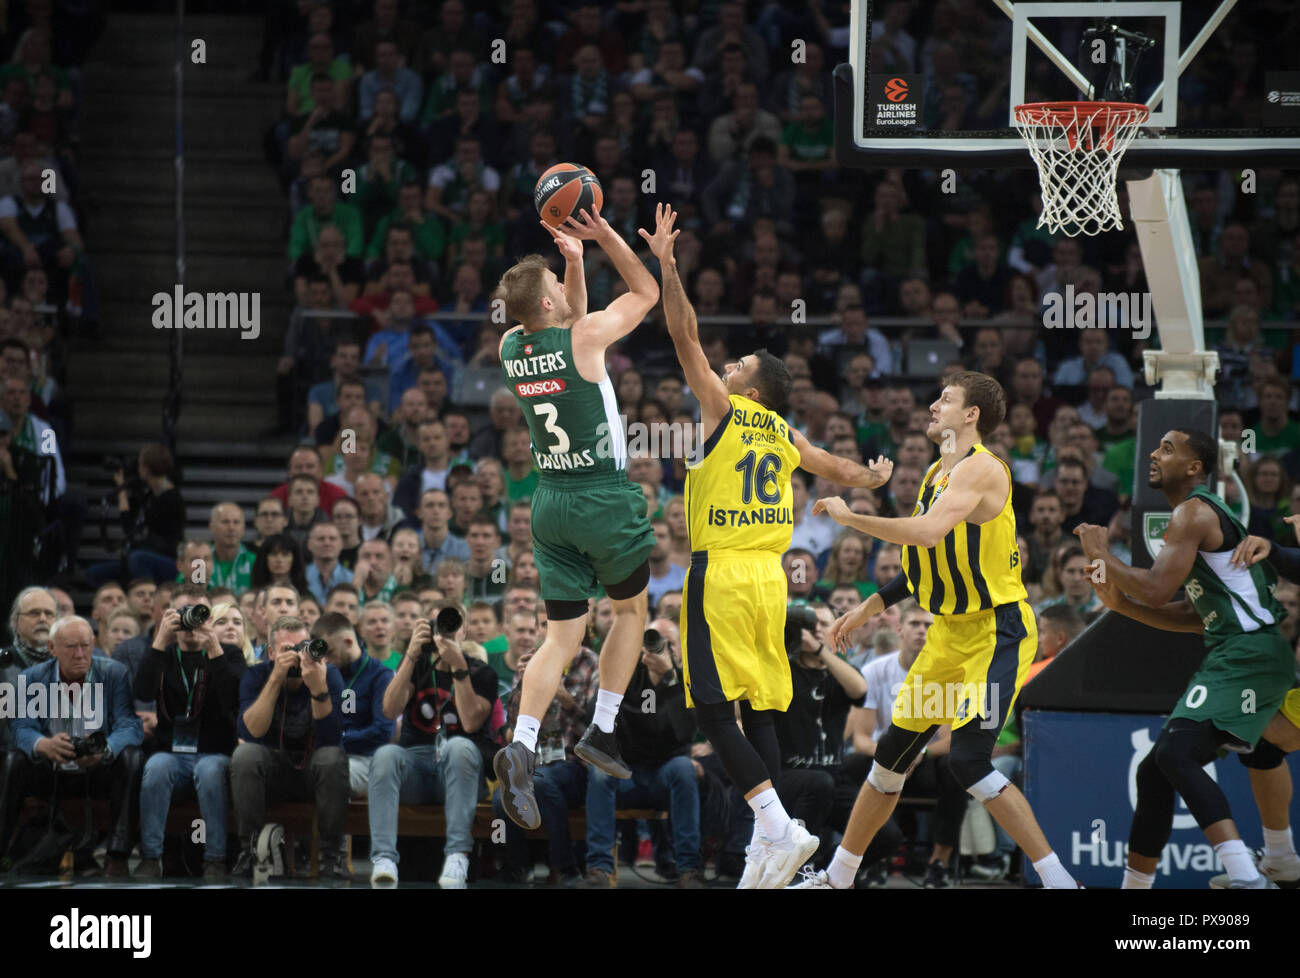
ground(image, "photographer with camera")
xmin=583 ymin=618 xmax=703 ymax=889
xmin=312 ymin=611 xmax=395 ymax=795
xmin=491 ymin=607 xmax=596 ymax=885
xmin=773 ymin=602 xmax=867 ymax=869
xmin=0 ymin=616 xmax=144 ymax=874
xmin=231 ymin=615 xmax=348 ymax=878
xmin=85 ymin=444 xmax=186 ymax=589
xmin=133 ymin=585 xmax=247 ymax=879
xmin=370 ymin=602 xmax=497 ymax=887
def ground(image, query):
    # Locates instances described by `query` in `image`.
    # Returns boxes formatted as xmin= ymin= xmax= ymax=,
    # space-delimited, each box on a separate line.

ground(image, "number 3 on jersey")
xmin=533 ymin=402 xmax=570 ymax=454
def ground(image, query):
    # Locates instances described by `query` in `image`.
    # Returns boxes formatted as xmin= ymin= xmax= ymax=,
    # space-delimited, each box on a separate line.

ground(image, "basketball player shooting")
xmin=491 ymin=205 xmax=672 ymax=831
xmin=644 ymin=203 xmax=893 ymax=888
xmin=797 ymin=374 xmax=1078 ymax=889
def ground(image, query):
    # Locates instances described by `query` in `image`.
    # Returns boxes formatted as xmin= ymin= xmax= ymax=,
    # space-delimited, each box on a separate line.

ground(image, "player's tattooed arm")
xmin=791 ymin=429 xmax=893 ymax=489
xmin=1077 ymin=499 xmax=1210 ymax=608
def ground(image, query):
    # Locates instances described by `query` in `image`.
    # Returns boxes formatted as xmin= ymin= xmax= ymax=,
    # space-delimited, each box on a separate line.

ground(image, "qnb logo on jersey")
xmin=515 ymin=378 xmax=566 ymax=398
xmin=503 ymin=350 xmax=567 ymax=378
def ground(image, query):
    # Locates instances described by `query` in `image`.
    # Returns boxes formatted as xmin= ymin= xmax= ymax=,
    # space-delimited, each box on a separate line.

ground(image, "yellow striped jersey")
xmin=684 ymin=394 xmax=802 ymax=554
xmin=902 ymin=442 xmax=1026 ymax=614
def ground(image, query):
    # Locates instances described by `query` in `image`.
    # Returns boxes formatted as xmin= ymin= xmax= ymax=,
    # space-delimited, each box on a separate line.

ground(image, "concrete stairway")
xmin=64 ymin=12 xmax=300 ymax=588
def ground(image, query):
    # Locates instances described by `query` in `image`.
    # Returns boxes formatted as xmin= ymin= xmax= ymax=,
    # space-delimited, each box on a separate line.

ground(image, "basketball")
xmin=534 ymin=163 xmax=603 ymax=228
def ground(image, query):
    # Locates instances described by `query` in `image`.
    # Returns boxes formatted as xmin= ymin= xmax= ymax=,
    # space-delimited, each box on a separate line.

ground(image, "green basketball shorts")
xmin=529 ymin=472 xmax=655 ymax=602
xmin=1168 ymin=629 xmax=1295 ymax=748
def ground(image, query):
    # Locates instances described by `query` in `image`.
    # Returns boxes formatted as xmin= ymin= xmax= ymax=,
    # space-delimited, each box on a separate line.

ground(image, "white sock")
xmin=827 ymin=846 xmax=862 ymax=890
xmin=747 ymin=787 xmax=791 ymax=840
xmin=1262 ymin=826 xmax=1295 ymax=860
xmin=1121 ymin=866 xmax=1156 ymax=889
xmin=1216 ymin=839 xmax=1260 ymax=882
xmin=593 ymin=690 xmax=622 ymax=733
xmin=514 ymin=715 xmax=540 ymax=753
xmin=1032 ymin=852 xmax=1077 ymax=888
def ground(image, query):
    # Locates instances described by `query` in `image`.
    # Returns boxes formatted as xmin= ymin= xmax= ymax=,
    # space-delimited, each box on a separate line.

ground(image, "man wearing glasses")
xmin=1 ymin=588 xmax=58 ymax=749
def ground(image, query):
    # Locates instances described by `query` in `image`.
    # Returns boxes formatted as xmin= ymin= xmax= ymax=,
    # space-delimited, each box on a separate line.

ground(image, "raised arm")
xmin=791 ymin=428 xmax=892 ymax=490
xmin=646 ymin=204 xmax=730 ymax=430
xmin=1074 ymin=499 xmax=1211 ymax=608
xmin=812 ymin=451 xmax=1004 ymax=548
xmin=540 ymin=222 xmax=587 ymax=322
xmin=566 ymin=207 xmax=659 ymax=348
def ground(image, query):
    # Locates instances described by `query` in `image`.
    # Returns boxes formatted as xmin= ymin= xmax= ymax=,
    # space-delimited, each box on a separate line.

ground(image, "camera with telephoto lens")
xmin=287 ymin=638 xmax=330 ymax=677
xmin=784 ymin=604 xmax=821 ymax=656
xmin=421 ymin=606 xmax=464 ymax=658
xmin=70 ymin=730 xmax=108 ymax=758
xmin=177 ymin=603 xmax=210 ymax=630
xmin=643 ymin=628 xmax=666 ymax=656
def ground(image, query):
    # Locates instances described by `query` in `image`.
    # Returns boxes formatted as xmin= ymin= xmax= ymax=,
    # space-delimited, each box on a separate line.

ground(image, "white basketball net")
xmin=1014 ymin=102 xmax=1150 ymax=237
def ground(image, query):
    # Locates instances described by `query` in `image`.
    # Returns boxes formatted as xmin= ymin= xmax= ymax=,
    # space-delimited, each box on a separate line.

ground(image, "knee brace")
xmin=947 ymin=727 xmax=998 ymax=792
xmin=872 ymin=722 xmax=934 ymax=773
xmin=964 ymin=770 xmax=1010 ymax=802
xmin=867 ymin=761 xmax=906 ymax=795
xmin=1239 ymin=738 xmax=1288 ymax=771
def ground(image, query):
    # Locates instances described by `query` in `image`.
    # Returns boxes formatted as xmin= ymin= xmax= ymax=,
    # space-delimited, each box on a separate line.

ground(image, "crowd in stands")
xmin=0 ymin=1 xmax=104 ymax=606
xmin=1 ymin=0 xmax=1299 ymax=888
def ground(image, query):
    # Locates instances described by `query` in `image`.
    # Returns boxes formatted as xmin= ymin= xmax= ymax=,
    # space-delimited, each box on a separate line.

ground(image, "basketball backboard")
xmin=837 ymin=0 xmax=1300 ymax=170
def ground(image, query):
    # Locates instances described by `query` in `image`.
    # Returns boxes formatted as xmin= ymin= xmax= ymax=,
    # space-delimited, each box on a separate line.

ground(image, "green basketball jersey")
xmin=1183 ymin=486 xmax=1285 ymax=647
xmin=500 ymin=326 xmax=624 ymax=478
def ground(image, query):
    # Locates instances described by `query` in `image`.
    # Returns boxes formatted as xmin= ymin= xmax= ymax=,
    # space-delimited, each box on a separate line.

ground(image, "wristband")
xmin=311 ymin=690 xmax=330 ymax=703
xmin=451 ymin=668 xmax=470 ymax=681
xmin=877 ymin=572 xmax=911 ymax=609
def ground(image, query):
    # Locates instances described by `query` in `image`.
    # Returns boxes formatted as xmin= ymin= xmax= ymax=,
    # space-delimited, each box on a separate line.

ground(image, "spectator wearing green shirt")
xmin=209 ymin=502 xmax=257 ymax=596
xmin=1 ymin=30 xmax=73 ymax=108
xmin=366 ymin=183 xmax=447 ymax=264
xmin=859 ymin=181 xmax=926 ymax=281
xmin=1035 ymin=543 xmax=1101 ymax=618
xmin=359 ymin=601 xmax=400 ymax=671
xmin=290 ymin=175 xmax=364 ymax=262
xmin=817 ymin=532 xmax=877 ymax=599
xmin=355 ymin=133 xmax=418 ymax=238
xmin=285 ymin=33 xmax=352 ymax=117
xmin=391 ymin=591 xmax=423 ymax=653
xmin=487 ymin=608 xmax=538 ymax=699
xmin=501 ymin=426 xmax=539 ymax=502
xmin=447 ymin=189 xmax=506 ymax=262
xmin=778 ymin=94 xmax=835 ymax=186
xmin=465 ymin=601 xmax=507 ymax=656
xmin=1252 ymin=377 xmax=1300 ymax=459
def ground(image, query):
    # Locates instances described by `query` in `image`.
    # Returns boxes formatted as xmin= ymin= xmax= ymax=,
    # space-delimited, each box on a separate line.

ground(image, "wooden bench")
xmin=20 ymin=798 xmax=668 ymax=879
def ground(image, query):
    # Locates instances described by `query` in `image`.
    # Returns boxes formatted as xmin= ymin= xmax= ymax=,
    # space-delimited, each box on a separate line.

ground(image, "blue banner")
xmin=1024 ymin=710 xmax=1300 ymax=888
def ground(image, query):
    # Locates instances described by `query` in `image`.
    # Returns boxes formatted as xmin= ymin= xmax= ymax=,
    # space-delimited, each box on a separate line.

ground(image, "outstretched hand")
xmin=1230 ymin=533 xmax=1272 ymax=568
xmin=541 ymin=221 xmax=583 ymax=262
xmin=811 ymin=495 xmax=851 ymax=524
xmin=637 ymin=202 xmax=680 ymax=262
xmin=862 ymin=455 xmax=893 ymax=490
xmin=559 ymin=206 xmax=613 ymax=242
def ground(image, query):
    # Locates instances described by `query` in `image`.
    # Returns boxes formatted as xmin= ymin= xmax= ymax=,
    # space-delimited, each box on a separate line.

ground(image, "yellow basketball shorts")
xmin=891 ymin=600 xmax=1037 ymax=734
xmin=1279 ymin=688 xmax=1300 ymax=731
xmin=680 ymin=550 xmax=792 ymax=712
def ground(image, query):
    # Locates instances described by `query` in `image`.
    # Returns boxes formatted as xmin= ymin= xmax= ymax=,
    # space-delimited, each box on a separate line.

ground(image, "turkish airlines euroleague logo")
xmin=884 ymin=77 xmax=909 ymax=101
xmin=516 ymin=379 xmax=566 ymax=397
